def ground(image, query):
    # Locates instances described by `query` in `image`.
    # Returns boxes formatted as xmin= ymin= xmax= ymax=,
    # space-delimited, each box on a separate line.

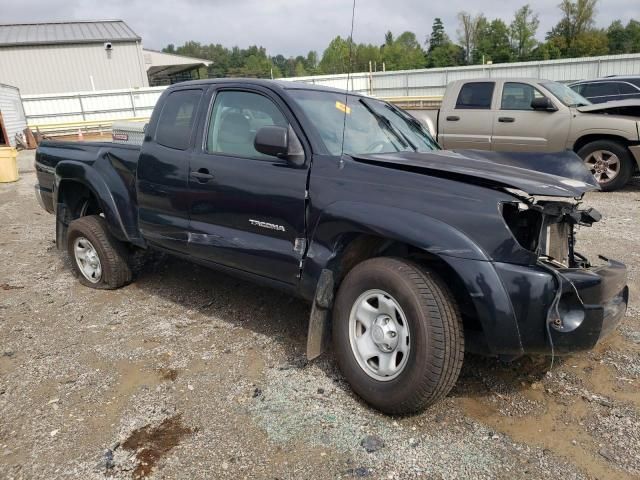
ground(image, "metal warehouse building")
xmin=0 ymin=20 xmax=211 ymax=96
xmin=0 ymin=20 xmax=150 ymax=94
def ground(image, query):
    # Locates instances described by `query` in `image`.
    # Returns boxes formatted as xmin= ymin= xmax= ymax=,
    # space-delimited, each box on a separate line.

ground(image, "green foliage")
xmin=381 ymin=32 xmax=427 ymax=70
xmin=547 ymin=0 xmax=599 ymax=56
xmin=473 ymin=19 xmax=514 ymax=64
xmin=607 ymin=20 xmax=640 ymax=54
xmin=428 ymin=43 xmax=464 ymax=68
xmin=318 ymin=36 xmax=352 ymax=74
xmin=427 ymin=18 xmax=447 ymax=52
xmin=161 ymin=2 xmax=640 ymax=80
xmin=510 ymin=4 xmax=539 ymax=60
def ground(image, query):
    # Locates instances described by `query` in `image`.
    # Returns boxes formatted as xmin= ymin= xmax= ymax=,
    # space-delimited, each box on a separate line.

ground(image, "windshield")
xmin=289 ymin=89 xmax=440 ymax=156
xmin=542 ymin=81 xmax=591 ymax=107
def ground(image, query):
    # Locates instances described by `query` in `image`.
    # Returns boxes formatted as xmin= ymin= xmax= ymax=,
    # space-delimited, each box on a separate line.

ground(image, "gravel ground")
xmin=1 ymin=150 xmax=638 ymax=479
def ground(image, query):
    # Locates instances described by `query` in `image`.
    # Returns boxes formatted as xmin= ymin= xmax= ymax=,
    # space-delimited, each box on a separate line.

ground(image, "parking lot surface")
xmin=1 ymin=151 xmax=639 ymax=479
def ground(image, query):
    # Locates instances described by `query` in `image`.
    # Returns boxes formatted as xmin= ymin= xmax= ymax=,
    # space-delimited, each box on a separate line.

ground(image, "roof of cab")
xmin=166 ymin=78 xmax=367 ymax=97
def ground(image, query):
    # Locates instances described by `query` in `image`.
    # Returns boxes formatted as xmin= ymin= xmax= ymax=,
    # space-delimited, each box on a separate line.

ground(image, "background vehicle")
xmin=416 ymin=78 xmax=640 ymax=191
xmin=569 ymin=76 xmax=640 ymax=103
xmin=34 ymin=79 xmax=627 ymax=414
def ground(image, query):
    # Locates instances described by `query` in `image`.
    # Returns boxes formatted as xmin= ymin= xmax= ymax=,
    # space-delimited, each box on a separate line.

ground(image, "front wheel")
xmin=577 ymin=140 xmax=634 ymax=192
xmin=332 ymin=257 xmax=464 ymax=414
xmin=67 ymin=215 xmax=132 ymax=289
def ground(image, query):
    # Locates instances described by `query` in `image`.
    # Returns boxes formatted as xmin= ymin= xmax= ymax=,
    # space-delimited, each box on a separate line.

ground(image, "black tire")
xmin=67 ymin=215 xmax=132 ymax=289
xmin=332 ymin=257 xmax=464 ymax=414
xmin=577 ymin=140 xmax=634 ymax=192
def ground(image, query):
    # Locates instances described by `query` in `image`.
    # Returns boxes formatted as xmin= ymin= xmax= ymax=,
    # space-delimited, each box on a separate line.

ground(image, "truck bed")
xmin=35 ymin=140 xmax=141 ymax=214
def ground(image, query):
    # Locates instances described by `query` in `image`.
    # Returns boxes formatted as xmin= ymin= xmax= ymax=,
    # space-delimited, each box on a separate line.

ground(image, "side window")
xmin=455 ymin=82 xmax=495 ymax=109
xmin=501 ymin=82 xmax=545 ymax=110
xmin=571 ymin=84 xmax=584 ymax=95
xmin=617 ymin=82 xmax=638 ymax=94
xmin=155 ymin=89 xmax=202 ymax=150
xmin=582 ymin=82 xmax=618 ymax=98
xmin=207 ymin=91 xmax=288 ymax=159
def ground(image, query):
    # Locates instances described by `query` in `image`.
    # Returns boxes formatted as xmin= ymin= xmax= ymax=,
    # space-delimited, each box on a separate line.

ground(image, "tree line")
xmin=162 ymin=0 xmax=640 ymax=79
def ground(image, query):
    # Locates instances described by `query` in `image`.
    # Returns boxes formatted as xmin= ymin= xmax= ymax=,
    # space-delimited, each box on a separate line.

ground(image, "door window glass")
xmin=501 ymin=82 xmax=545 ymax=110
xmin=582 ymin=82 xmax=618 ymax=98
xmin=207 ymin=91 xmax=288 ymax=158
xmin=455 ymin=82 xmax=495 ymax=109
xmin=155 ymin=89 xmax=202 ymax=150
xmin=618 ymin=82 xmax=638 ymax=94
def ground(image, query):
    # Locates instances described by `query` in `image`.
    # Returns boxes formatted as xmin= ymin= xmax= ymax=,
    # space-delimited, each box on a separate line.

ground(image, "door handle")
xmin=498 ymin=117 xmax=515 ymax=123
xmin=190 ymin=168 xmax=214 ymax=183
xmin=446 ymin=116 xmax=460 ymax=121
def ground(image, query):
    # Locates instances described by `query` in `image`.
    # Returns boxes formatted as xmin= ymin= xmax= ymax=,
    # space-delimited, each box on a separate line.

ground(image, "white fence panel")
xmin=22 ymin=87 xmax=167 ymax=128
xmin=287 ymin=53 xmax=640 ymax=97
xmin=20 ymin=53 xmax=640 ymax=134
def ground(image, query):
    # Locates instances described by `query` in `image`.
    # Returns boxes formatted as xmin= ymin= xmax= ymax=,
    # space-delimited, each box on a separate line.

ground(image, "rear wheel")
xmin=67 ymin=215 xmax=132 ymax=289
xmin=577 ymin=140 xmax=634 ymax=191
xmin=332 ymin=257 xmax=464 ymax=414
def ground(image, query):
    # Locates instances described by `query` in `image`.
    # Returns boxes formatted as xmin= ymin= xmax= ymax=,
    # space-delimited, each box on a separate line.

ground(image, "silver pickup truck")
xmin=421 ymin=78 xmax=640 ymax=191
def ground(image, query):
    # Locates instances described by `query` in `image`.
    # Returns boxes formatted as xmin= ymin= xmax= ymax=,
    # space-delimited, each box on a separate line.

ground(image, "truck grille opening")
xmin=501 ymin=203 xmax=543 ymax=252
xmin=541 ymin=222 xmax=571 ymax=266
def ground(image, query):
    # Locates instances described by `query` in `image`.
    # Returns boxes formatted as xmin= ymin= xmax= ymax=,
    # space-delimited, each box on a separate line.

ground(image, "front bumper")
xmin=494 ymin=259 xmax=628 ymax=355
xmin=548 ymin=259 xmax=628 ymax=353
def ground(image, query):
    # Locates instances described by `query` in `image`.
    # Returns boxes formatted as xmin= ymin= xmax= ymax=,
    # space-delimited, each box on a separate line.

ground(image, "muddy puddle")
xmin=122 ymin=415 xmax=195 ymax=478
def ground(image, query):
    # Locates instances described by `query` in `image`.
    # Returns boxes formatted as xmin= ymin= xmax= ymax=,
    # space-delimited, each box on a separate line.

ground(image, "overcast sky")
xmin=2 ymin=0 xmax=638 ymax=56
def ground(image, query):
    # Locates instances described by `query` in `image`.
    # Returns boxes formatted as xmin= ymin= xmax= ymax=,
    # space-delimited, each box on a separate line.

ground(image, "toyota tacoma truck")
xmin=34 ymin=79 xmax=628 ymax=414
xmin=415 ymin=78 xmax=640 ymax=191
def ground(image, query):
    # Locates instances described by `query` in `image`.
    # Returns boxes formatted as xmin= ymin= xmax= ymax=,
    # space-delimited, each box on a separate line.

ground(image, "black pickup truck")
xmin=34 ymin=79 xmax=628 ymax=414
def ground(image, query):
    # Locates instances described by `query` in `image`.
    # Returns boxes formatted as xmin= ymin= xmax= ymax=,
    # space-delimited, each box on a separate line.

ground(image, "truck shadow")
xmin=132 ymin=254 xmax=552 ymax=402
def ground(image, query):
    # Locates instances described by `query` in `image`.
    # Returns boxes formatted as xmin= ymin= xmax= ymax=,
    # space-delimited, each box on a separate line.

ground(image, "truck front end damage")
xmin=498 ymin=192 xmax=628 ymax=355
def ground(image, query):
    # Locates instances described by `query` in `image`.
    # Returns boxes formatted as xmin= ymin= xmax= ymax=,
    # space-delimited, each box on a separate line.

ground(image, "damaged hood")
xmin=352 ymin=149 xmax=599 ymax=197
xmin=576 ymin=99 xmax=640 ymax=116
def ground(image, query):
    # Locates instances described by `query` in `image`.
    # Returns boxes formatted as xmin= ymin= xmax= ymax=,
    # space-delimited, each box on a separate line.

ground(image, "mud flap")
xmin=306 ymin=269 xmax=335 ymax=360
xmin=55 ymin=203 xmax=69 ymax=251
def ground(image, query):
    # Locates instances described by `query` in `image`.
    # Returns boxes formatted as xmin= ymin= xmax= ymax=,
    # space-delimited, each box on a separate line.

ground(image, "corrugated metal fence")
xmin=0 ymin=83 xmax=27 ymax=147
xmin=20 ymin=53 xmax=640 ymax=134
xmin=286 ymin=53 xmax=640 ymax=97
xmin=22 ymin=87 xmax=165 ymax=134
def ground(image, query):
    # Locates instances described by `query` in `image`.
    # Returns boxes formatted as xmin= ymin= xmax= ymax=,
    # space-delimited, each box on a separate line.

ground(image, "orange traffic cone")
xmin=78 ymin=129 xmax=84 ymax=141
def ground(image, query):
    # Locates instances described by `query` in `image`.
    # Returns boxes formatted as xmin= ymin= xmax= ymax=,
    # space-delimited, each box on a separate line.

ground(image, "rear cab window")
xmin=155 ymin=89 xmax=203 ymax=150
xmin=455 ymin=82 xmax=495 ymax=109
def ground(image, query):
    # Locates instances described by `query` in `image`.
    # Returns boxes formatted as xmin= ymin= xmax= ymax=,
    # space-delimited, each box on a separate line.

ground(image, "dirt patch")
xmin=122 ymin=415 xmax=195 ymax=479
xmin=158 ymin=368 xmax=178 ymax=382
xmin=0 ymin=152 xmax=638 ymax=479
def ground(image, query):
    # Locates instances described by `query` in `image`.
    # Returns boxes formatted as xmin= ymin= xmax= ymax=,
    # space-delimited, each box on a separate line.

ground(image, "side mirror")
xmin=531 ymin=97 xmax=557 ymax=112
xmin=255 ymin=125 xmax=288 ymax=157
xmin=254 ymin=125 xmax=305 ymax=166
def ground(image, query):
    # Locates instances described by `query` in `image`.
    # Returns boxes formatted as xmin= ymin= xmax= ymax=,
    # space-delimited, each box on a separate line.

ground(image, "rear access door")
xmin=186 ymin=85 xmax=309 ymax=286
xmin=439 ymin=81 xmax=496 ymax=150
xmin=136 ymin=87 xmax=206 ymax=252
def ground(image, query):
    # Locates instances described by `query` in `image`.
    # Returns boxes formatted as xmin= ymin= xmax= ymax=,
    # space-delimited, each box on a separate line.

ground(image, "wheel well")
xmin=331 ymin=234 xmax=483 ymax=335
xmin=573 ymin=134 xmax=630 ymax=153
xmin=58 ymin=181 xmax=102 ymax=221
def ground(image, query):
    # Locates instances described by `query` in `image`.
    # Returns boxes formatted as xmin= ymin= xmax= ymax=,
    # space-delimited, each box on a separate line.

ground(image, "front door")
xmin=492 ymin=82 xmax=571 ymax=153
xmin=187 ymin=87 xmax=308 ymax=285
